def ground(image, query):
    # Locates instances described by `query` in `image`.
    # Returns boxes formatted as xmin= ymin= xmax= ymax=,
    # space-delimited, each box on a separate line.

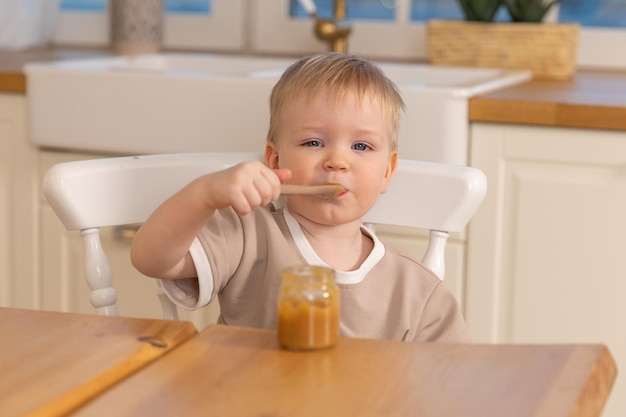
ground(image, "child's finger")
xmin=274 ymin=168 xmax=292 ymax=183
xmin=230 ymin=193 xmax=253 ymax=215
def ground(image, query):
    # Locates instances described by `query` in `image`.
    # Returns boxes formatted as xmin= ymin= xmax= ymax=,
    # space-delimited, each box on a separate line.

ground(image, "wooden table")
xmin=70 ymin=324 xmax=617 ymax=417
xmin=0 ymin=307 xmax=197 ymax=417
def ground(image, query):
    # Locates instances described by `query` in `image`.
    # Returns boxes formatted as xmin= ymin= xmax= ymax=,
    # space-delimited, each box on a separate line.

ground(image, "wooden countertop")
xmin=3 ymin=48 xmax=626 ymax=131
xmin=469 ymin=70 xmax=626 ymax=131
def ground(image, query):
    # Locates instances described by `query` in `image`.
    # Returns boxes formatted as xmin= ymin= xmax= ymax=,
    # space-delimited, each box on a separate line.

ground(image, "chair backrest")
xmin=42 ymin=152 xmax=486 ymax=319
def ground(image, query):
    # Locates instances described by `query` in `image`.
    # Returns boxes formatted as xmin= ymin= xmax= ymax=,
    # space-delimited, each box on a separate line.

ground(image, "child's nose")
xmin=323 ymin=149 xmax=349 ymax=170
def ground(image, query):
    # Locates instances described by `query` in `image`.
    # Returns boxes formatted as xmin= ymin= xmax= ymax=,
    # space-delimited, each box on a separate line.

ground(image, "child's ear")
xmin=380 ymin=151 xmax=398 ymax=194
xmin=265 ymin=142 xmax=280 ymax=169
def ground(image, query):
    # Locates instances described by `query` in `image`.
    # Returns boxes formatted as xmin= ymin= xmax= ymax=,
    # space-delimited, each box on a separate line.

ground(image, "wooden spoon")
xmin=280 ymin=183 xmax=345 ymax=198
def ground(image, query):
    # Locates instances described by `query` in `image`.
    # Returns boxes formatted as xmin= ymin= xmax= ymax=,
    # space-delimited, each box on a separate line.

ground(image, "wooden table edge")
xmin=24 ymin=318 xmax=198 ymax=417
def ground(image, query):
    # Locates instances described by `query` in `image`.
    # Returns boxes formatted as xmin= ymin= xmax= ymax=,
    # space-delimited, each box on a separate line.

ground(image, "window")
xmin=251 ymin=0 xmax=424 ymax=59
xmin=290 ymin=0 xmax=395 ymax=20
xmin=559 ymin=0 xmax=626 ymax=28
xmin=61 ymin=0 xmax=105 ymax=11
xmin=251 ymin=0 xmax=626 ymax=68
xmin=55 ymin=0 xmax=244 ymax=50
xmin=60 ymin=0 xmax=211 ymax=13
xmin=54 ymin=0 xmax=626 ymax=69
xmin=557 ymin=0 xmax=626 ymax=68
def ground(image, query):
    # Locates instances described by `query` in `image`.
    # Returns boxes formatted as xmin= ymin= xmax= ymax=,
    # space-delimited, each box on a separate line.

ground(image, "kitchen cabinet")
xmin=0 ymin=94 xmax=39 ymax=309
xmin=467 ymin=122 xmax=626 ymax=417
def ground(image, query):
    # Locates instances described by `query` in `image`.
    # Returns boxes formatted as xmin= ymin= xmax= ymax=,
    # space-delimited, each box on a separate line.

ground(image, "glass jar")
xmin=277 ymin=265 xmax=340 ymax=351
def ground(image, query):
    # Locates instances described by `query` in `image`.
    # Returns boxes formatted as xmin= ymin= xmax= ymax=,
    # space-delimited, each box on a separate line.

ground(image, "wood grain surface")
xmin=0 ymin=307 xmax=197 ymax=417
xmin=470 ymin=71 xmax=626 ymax=130
xmin=71 ymin=324 xmax=617 ymax=417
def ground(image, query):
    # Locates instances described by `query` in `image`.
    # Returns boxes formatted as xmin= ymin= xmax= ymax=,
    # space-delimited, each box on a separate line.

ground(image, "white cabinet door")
xmin=0 ymin=96 xmax=11 ymax=306
xmin=0 ymin=94 xmax=39 ymax=309
xmin=38 ymin=151 xmax=220 ymax=330
xmin=467 ymin=123 xmax=626 ymax=417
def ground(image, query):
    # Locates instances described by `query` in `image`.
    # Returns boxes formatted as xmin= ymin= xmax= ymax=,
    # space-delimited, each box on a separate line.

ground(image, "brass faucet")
xmin=309 ymin=0 xmax=352 ymax=54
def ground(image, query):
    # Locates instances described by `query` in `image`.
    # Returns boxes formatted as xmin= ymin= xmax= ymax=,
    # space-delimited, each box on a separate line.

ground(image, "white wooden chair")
xmin=42 ymin=152 xmax=487 ymax=320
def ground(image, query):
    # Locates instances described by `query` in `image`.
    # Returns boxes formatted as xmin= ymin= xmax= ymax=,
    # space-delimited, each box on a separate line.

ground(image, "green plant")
xmin=502 ymin=0 xmax=560 ymax=22
xmin=457 ymin=0 xmax=502 ymax=22
xmin=457 ymin=0 xmax=560 ymax=23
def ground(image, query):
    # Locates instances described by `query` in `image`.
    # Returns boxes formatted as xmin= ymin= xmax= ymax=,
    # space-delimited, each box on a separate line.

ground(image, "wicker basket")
xmin=427 ymin=20 xmax=580 ymax=80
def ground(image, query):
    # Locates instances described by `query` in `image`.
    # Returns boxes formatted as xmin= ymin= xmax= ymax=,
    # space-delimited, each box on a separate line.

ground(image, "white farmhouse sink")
xmin=25 ymin=53 xmax=531 ymax=165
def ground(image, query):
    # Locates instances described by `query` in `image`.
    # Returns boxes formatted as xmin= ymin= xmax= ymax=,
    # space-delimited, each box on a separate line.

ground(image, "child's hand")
xmin=203 ymin=161 xmax=292 ymax=215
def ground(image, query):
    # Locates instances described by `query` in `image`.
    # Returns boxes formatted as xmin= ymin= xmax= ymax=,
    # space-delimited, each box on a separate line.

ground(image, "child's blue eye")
xmin=304 ymin=140 xmax=322 ymax=147
xmin=352 ymin=143 xmax=370 ymax=151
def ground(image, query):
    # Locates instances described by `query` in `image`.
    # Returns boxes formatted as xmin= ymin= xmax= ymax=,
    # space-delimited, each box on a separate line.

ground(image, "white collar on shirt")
xmin=282 ymin=208 xmax=385 ymax=284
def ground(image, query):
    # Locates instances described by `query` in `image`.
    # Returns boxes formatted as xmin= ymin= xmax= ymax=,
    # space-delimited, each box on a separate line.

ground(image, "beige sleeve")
xmin=161 ymin=237 xmax=213 ymax=310
xmin=414 ymin=282 xmax=472 ymax=343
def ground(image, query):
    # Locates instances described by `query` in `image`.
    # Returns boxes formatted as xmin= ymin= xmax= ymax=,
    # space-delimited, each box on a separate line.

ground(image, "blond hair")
xmin=267 ymin=52 xmax=405 ymax=151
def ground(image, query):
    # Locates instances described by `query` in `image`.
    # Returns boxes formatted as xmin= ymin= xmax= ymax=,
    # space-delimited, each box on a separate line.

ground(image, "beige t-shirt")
xmin=164 ymin=205 xmax=470 ymax=343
